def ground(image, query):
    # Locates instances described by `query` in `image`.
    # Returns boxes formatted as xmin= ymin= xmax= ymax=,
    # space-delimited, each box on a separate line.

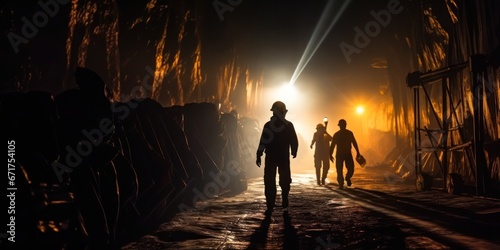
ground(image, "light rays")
xmin=289 ymin=0 xmax=352 ymax=85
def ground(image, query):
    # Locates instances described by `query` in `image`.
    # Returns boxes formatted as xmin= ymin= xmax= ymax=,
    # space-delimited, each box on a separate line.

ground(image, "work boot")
xmin=346 ymin=178 xmax=352 ymax=187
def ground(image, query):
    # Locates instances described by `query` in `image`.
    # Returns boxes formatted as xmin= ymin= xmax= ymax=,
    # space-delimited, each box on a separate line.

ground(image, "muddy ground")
xmin=122 ymin=166 xmax=500 ymax=249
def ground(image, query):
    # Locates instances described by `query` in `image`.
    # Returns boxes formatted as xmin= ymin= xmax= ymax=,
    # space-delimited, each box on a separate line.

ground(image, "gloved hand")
xmin=256 ymin=156 xmax=261 ymax=167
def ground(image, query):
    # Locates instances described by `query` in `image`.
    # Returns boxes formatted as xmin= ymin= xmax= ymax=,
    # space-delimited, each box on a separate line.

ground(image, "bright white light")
xmin=356 ymin=106 xmax=365 ymax=115
xmin=282 ymin=82 xmax=297 ymax=96
xmin=274 ymin=82 xmax=298 ymax=103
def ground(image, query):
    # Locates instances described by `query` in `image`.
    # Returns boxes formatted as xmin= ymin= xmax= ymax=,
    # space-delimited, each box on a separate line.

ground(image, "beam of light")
xmin=289 ymin=0 xmax=352 ymax=85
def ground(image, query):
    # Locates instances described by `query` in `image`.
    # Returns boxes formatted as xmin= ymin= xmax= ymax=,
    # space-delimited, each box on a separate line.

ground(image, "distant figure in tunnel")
xmin=256 ymin=101 xmax=299 ymax=211
xmin=310 ymin=123 xmax=332 ymax=185
xmin=329 ymin=119 xmax=361 ymax=189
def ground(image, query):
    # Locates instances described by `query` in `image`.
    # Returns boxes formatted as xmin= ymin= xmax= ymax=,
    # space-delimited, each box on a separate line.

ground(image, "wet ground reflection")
xmin=123 ymin=168 xmax=500 ymax=249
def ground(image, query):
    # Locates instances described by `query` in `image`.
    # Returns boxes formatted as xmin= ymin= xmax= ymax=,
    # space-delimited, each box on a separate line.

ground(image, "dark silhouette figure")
xmin=329 ymin=119 xmax=360 ymax=189
xmin=256 ymin=101 xmax=298 ymax=211
xmin=55 ymin=67 xmax=118 ymax=248
xmin=310 ymin=123 xmax=332 ymax=185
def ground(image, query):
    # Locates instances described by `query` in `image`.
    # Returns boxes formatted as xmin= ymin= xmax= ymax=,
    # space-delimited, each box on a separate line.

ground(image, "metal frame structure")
xmin=406 ymin=56 xmax=489 ymax=195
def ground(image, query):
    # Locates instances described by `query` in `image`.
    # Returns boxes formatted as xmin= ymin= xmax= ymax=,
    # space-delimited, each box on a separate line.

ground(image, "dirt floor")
xmin=122 ymin=166 xmax=500 ymax=249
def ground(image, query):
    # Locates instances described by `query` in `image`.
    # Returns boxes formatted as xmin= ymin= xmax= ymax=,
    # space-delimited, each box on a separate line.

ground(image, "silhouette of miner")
xmin=310 ymin=123 xmax=332 ymax=185
xmin=329 ymin=119 xmax=360 ymax=189
xmin=256 ymin=101 xmax=298 ymax=210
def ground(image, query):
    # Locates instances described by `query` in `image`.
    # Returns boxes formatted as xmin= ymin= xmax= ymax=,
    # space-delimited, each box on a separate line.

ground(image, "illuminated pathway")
xmin=123 ymin=167 xmax=500 ymax=249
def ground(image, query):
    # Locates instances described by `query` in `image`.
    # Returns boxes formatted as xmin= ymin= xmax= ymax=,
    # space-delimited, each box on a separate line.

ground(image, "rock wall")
xmin=1 ymin=90 xmax=255 ymax=249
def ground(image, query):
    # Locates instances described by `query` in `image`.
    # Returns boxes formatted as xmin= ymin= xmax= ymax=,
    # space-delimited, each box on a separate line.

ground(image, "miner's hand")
xmin=256 ymin=157 xmax=261 ymax=167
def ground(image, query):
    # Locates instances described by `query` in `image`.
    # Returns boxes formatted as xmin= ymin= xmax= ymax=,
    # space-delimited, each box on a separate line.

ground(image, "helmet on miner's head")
xmin=338 ymin=119 xmax=347 ymax=126
xmin=316 ymin=123 xmax=324 ymax=129
xmin=270 ymin=101 xmax=287 ymax=115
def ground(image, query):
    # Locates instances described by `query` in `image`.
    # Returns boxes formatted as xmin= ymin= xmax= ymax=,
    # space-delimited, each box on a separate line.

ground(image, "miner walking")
xmin=329 ymin=119 xmax=361 ymax=189
xmin=256 ymin=101 xmax=299 ymax=212
xmin=311 ymin=123 xmax=332 ymax=185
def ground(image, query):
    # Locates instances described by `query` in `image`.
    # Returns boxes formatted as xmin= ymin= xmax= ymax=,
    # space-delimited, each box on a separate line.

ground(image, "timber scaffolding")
xmin=406 ymin=55 xmax=494 ymax=197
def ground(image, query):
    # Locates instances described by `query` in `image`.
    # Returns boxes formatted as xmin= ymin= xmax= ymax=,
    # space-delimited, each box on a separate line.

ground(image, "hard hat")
xmin=338 ymin=119 xmax=347 ymax=126
xmin=270 ymin=101 xmax=287 ymax=114
xmin=316 ymin=123 xmax=324 ymax=129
